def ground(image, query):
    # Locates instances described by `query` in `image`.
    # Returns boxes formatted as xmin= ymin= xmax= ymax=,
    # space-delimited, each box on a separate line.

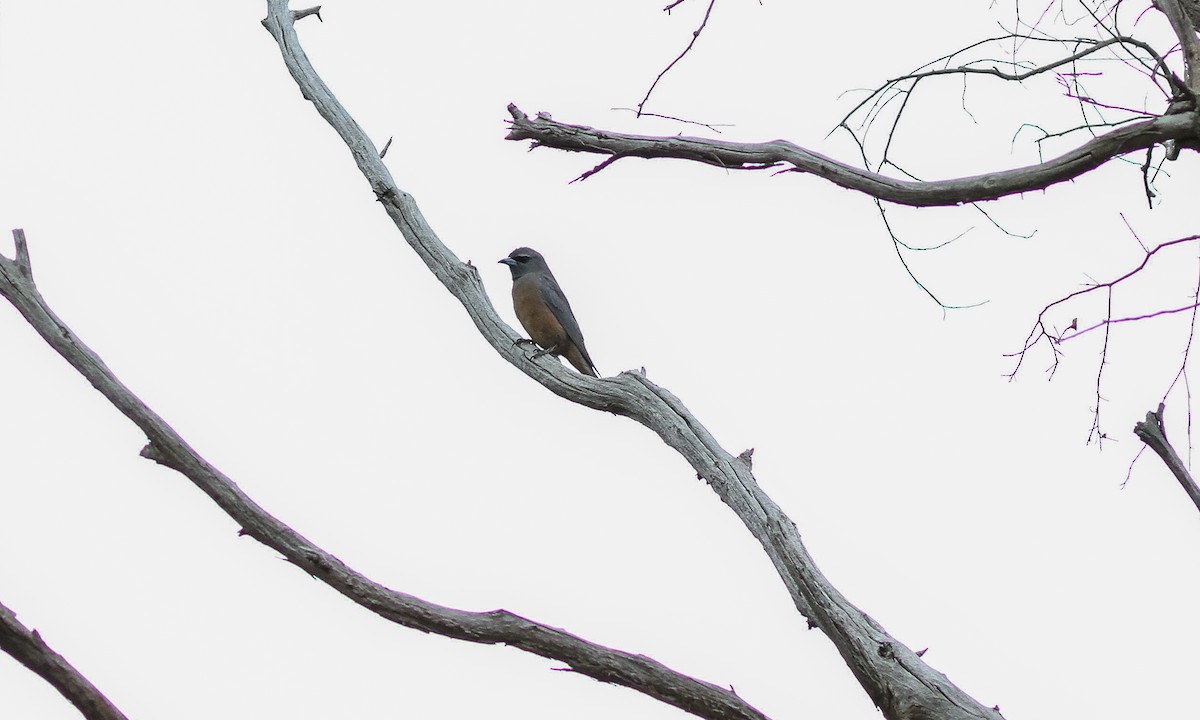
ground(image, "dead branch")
xmin=611 ymin=107 xmax=733 ymax=133
xmin=1134 ymin=404 xmax=1200 ymax=512
xmin=1007 ymin=234 xmax=1200 ymax=439
xmin=519 ymin=6 xmax=1199 ymax=211
xmin=638 ymin=0 xmax=718 ymax=115
xmin=0 ymin=597 xmax=128 ymax=720
xmin=0 ymin=229 xmax=774 ymax=720
xmin=254 ymin=4 xmax=1004 ymax=720
xmin=838 ymin=34 xmax=1186 ymax=140
xmin=505 ymin=103 xmax=1196 ymax=207
xmin=1007 ymin=235 xmax=1200 ymax=378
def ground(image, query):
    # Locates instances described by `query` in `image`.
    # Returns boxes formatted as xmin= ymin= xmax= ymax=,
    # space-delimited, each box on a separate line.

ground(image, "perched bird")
xmin=499 ymin=247 xmax=599 ymax=377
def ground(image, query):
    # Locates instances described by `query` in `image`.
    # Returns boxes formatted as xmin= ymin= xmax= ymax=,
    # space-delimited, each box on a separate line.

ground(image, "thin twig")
xmin=1007 ymin=234 xmax=1200 ymax=380
xmin=611 ymin=107 xmax=733 ymax=133
xmin=637 ymin=0 xmax=718 ymax=116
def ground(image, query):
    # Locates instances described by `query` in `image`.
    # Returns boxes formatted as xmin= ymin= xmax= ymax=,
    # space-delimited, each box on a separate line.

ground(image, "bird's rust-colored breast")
xmin=512 ymin=275 xmax=568 ymax=351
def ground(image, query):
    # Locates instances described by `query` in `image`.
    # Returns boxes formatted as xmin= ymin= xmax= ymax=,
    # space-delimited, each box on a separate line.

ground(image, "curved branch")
xmin=504 ymin=104 xmax=1197 ymax=207
xmin=0 ymin=596 xmax=129 ymax=720
xmin=0 ymin=230 xmax=774 ymax=720
xmin=258 ymin=4 xmax=1002 ymax=720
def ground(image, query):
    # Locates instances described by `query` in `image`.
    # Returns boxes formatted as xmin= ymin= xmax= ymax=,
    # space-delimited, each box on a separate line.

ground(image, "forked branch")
xmin=637 ymin=0 xmax=718 ymax=115
xmin=1134 ymin=404 xmax=1200 ymax=512
xmin=1005 ymin=234 xmax=1200 ymax=440
xmin=1007 ymin=235 xmax=1200 ymax=375
xmin=0 ymin=228 xmax=774 ymax=720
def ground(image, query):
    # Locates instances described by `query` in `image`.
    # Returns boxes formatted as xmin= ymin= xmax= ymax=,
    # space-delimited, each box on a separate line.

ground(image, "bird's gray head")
xmin=498 ymin=247 xmax=549 ymax=280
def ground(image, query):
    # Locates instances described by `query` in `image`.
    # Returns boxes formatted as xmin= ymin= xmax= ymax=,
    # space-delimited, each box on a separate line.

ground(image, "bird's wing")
xmin=538 ymin=274 xmax=597 ymax=371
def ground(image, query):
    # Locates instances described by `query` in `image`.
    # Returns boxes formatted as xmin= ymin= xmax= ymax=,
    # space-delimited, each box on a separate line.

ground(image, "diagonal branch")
xmin=0 ymin=597 xmax=129 ymax=720
xmin=1134 ymin=404 xmax=1200 ymax=513
xmin=504 ymin=104 xmax=1197 ymax=207
xmin=0 ymin=229 xmax=774 ymax=720
xmin=637 ymin=0 xmax=718 ymax=115
xmin=258 ymin=4 xmax=1003 ymax=720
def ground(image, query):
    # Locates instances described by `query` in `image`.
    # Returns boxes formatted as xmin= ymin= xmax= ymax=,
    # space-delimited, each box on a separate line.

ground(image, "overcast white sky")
xmin=3 ymin=2 xmax=1200 ymax=719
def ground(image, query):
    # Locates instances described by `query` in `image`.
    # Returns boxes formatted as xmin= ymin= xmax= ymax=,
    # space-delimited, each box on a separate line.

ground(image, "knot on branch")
xmin=139 ymin=441 xmax=175 ymax=468
xmin=737 ymin=448 xmax=754 ymax=469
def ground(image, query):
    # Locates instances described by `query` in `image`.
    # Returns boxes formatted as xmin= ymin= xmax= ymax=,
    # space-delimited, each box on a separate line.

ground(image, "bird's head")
xmin=498 ymin=247 xmax=548 ymax=279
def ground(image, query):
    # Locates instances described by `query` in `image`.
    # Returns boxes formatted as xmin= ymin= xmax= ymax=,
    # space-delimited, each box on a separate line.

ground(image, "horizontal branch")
xmin=504 ymin=104 xmax=1197 ymax=207
xmin=258 ymin=4 xmax=1003 ymax=720
xmin=0 ymin=595 xmax=128 ymax=720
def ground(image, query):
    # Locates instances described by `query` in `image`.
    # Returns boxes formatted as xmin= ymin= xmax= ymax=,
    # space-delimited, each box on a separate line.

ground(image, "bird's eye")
xmin=515 ymin=255 xmax=530 ymax=263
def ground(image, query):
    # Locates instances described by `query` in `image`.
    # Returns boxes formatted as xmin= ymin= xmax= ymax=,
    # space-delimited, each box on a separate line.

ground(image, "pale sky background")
xmin=2 ymin=2 xmax=1200 ymax=719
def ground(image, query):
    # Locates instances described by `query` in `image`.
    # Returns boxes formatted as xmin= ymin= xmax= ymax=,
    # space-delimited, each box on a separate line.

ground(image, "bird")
xmin=499 ymin=247 xmax=599 ymax=378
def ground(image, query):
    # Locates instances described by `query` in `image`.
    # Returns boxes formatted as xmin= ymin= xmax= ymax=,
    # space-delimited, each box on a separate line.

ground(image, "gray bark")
xmin=507 ymin=3 xmax=1200 ymax=207
xmin=0 ymin=228 xmax=771 ymax=720
xmin=0 ymin=597 xmax=129 ymax=720
xmin=504 ymin=105 xmax=1196 ymax=207
xmin=1134 ymin=405 xmax=1200 ymax=514
xmin=254 ymin=3 xmax=1005 ymax=720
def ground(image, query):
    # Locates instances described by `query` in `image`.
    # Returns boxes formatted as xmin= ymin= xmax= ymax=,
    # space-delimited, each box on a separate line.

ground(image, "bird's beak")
xmin=498 ymin=257 xmax=517 ymax=266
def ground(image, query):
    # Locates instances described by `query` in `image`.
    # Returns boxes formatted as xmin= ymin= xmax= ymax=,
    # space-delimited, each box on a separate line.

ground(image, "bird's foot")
xmin=528 ymin=344 xmax=558 ymax=360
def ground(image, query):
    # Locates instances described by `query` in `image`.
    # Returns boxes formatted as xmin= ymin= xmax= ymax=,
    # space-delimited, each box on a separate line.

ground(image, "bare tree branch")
xmin=1134 ymin=404 xmax=1200 ymax=512
xmin=1060 ymin=300 xmax=1200 ymax=342
xmin=1156 ymin=0 xmax=1200 ymax=90
xmin=0 ymin=597 xmax=129 ymax=720
xmin=504 ymin=104 xmax=1196 ymax=207
xmin=0 ymin=228 xmax=773 ymax=720
xmin=255 ymin=4 xmax=1005 ymax=720
xmin=637 ymin=0 xmax=717 ymax=115
xmin=837 ymin=34 xmax=1187 ymax=135
xmin=1006 ymin=233 xmax=1200 ymax=439
xmin=847 ymin=31 xmax=1169 ymax=181
xmin=1007 ymin=235 xmax=1200 ymax=379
